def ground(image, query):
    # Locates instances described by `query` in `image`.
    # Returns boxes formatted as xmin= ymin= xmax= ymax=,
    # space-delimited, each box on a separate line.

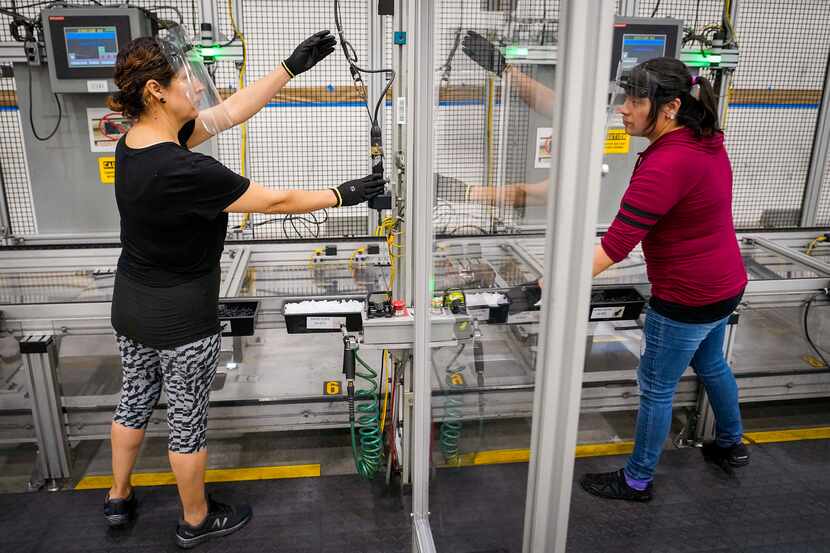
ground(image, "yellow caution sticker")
xmin=98 ymin=156 xmax=116 ymax=184
xmin=323 ymin=380 xmax=342 ymax=396
xmin=604 ymin=128 xmax=630 ymax=155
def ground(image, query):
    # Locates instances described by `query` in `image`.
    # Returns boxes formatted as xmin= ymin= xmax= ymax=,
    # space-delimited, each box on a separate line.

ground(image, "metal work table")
xmin=1 ymin=231 xmax=829 ymax=484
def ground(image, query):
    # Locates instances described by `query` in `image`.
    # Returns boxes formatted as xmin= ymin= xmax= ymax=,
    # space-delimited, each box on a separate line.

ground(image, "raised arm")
xmin=187 ymin=30 xmax=336 ymax=148
xmin=462 ymin=31 xmax=554 ymax=117
xmin=504 ymin=65 xmax=555 ymax=117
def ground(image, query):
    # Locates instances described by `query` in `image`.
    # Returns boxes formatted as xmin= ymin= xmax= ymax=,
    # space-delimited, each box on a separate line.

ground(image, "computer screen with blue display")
xmin=63 ymin=26 xmax=119 ymax=68
xmin=620 ymin=34 xmax=667 ymax=72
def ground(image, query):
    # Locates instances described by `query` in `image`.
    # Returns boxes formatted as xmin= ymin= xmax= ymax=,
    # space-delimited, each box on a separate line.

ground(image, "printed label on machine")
xmin=591 ymin=306 xmax=626 ymax=319
xmin=306 ymin=316 xmax=347 ymax=330
xmin=88 ymin=108 xmax=131 ymax=153
xmin=220 ymin=320 xmax=232 ymax=335
xmin=604 ymin=128 xmax=630 ymax=154
xmin=86 ymin=80 xmax=108 ymax=93
xmin=535 ymin=127 xmax=553 ymax=168
xmin=98 ymin=157 xmax=116 ymax=184
xmin=467 ymin=307 xmax=490 ymax=321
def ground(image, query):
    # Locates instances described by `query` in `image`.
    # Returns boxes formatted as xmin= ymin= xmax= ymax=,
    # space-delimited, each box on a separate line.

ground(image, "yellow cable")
xmin=806 ymin=235 xmax=826 ymax=256
xmin=228 ymin=0 xmax=251 ymax=229
xmin=380 ymin=350 xmax=390 ymax=432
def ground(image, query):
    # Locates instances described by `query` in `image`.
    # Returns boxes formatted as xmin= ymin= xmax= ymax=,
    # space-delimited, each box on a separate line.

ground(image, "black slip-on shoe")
xmin=175 ymin=496 xmax=252 ymax=549
xmin=104 ymin=490 xmax=137 ymax=527
xmin=702 ymin=440 xmax=750 ymax=468
xmin=579 ymin=469 xmax=653 ymax=502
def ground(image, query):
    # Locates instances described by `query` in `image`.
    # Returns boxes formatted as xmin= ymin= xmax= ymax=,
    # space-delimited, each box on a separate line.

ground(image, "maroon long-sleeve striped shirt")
xmin=601 ymin=127 xmax=747 ymax=308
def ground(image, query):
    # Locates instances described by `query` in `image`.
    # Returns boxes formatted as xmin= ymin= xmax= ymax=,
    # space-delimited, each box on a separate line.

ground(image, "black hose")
xmin=802 ymin=292 xmax=829 ymax=368
xmin=27 ymin=64 xmax=62 ymax=141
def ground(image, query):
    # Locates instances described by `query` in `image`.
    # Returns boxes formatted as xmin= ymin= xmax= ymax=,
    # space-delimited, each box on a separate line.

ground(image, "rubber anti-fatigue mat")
xmin=0 ymin=473 xmax=411 ymax=553
xmin=431 ymin=439 xmax=830 ymax=553
xmin=0 ymin=439 xmax=827 ymax=552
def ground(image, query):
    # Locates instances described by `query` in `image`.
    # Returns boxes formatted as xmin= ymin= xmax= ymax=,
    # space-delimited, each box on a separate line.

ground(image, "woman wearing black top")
xmin=103 ymin=31 xmax=383 ymax=548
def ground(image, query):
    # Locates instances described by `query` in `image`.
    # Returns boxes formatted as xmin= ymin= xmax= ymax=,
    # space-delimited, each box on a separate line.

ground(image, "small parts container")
xmin=217 ymin=300 xmax=259 ymax=337
xmin=465 ymin=292 xmax=511 ymax=324
xmin=589 ymin=287 xmax=645 ymax=322
xmin=283 ymin=299 xmax=364 ymax=334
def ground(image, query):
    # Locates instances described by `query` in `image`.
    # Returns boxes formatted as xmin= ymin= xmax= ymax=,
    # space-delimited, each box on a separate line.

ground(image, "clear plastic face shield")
xmin=607 ymin=61 xmax=660 ymax=117
xmin=158 ymin=25 xmax=232 ymax=135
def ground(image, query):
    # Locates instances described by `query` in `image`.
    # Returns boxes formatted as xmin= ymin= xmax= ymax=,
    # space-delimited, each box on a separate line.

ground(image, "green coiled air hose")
xmin=350 ymin=351 xmax=383 ymax=479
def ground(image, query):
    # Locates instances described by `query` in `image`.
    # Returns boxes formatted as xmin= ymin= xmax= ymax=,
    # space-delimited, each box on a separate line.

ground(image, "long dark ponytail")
xmin=627 ymin=57 xmax=720 ymax=137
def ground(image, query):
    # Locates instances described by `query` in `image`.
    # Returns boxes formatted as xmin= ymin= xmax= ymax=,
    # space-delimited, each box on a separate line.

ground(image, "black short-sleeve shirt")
xmin=111 ymin=120 xmax=250 ymax=348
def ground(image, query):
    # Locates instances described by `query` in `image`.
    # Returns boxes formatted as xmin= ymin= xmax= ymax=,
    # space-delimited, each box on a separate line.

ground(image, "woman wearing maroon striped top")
xmin=580 ymin=57 xmax=749 ymax=502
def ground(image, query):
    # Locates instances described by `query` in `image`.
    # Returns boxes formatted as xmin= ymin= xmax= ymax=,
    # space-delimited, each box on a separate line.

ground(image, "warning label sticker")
xmin=98 ymin=157 xmax=116 ymax=184
xmin=604 ymin=128 xmax=630 ymax=155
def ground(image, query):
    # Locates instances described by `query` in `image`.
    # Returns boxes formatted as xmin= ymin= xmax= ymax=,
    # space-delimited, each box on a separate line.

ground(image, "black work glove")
xmin=332 ymin=174 xmax=387 ymax=207
xmin=462 ymin=30 xmax=506 ymax=76
xmin=434 ymin=173 xmax=469 ymax=201
xmin=282 ymin=30 xmax=337 ymax=78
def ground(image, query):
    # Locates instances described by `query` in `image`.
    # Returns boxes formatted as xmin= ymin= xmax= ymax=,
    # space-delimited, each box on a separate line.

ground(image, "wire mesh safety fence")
xmin=640 ymin=0 xmax=830 ymax=229
xmin=213 ymin=0 xmax=379 ymax=240
xmin=0 ymin=77 xmax=35 ymax=235
xmin=726 ymin=1 xmax=830 ymax=229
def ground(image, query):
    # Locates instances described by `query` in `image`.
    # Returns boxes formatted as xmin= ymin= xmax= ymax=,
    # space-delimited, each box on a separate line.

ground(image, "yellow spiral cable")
xmin=380 ymin=350 xmax=390 ymax=432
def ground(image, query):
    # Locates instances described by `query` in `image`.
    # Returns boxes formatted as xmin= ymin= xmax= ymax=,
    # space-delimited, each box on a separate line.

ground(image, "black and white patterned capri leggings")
xmin=113 ymin=333 xmax=220 ymax=453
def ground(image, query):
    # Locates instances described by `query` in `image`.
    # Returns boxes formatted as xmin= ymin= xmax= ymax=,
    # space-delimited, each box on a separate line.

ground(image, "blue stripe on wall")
xmin=729 ymin=103 xmax=819 ymax=109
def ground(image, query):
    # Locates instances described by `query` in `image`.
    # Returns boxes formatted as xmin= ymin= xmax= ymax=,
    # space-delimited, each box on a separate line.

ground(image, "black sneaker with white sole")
xmin=702 ymin=440 xmax=750 ymax=468
xmin=104 ymin=490 xmax=137 ymax=527
xmin=175 ymin=496 xmax=252 ymax=549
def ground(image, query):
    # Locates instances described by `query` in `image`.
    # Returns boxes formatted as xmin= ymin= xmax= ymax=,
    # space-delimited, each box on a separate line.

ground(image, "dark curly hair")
xmin=106 ymin=36 xmax=174 ymax=119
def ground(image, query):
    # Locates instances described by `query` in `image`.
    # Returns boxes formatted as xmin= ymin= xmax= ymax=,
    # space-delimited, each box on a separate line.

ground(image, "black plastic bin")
xmin=588 ymin=287 xmax=645 ymax=322
xmin=217 ymin=300 xmax=259 ymax=336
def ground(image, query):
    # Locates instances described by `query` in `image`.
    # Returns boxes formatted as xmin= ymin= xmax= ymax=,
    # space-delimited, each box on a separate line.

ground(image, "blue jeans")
xmin=624 ymin=309 xmax=744 ymax=482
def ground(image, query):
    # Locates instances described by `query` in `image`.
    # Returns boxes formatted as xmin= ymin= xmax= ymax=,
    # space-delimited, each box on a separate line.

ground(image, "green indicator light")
xmin=681 ymin=50 xmax=722 ymax=68
xmin=503 ymin=46 xmax=529 ymax=59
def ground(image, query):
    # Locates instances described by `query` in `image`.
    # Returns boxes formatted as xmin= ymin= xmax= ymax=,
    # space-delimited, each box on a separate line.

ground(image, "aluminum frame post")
xmin=393 ymin=0 xmax=412 ymax=304
xmin=20 ymin=336 xmax=71 ymax=488
xmin=199 ymin=0 xmax=218 ymax=42
xmin=801 ymin=51 xmax=830 ymax=227
xmin=522 ymin=1 xmax=616 ymax=552
xmin=408 ymin=0 xmax=436 ymax=550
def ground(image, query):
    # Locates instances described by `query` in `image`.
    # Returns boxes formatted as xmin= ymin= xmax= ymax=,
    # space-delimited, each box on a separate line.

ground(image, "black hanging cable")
xmin=27 ymin=64 xmax=62 ymax=141
xmin=650 ymin=0 xmax=661 ymax=18
xmin=802 ymin=291 xmax=830 ymax=368
xmin=333 ymin=0 xmax=395 ymax=130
